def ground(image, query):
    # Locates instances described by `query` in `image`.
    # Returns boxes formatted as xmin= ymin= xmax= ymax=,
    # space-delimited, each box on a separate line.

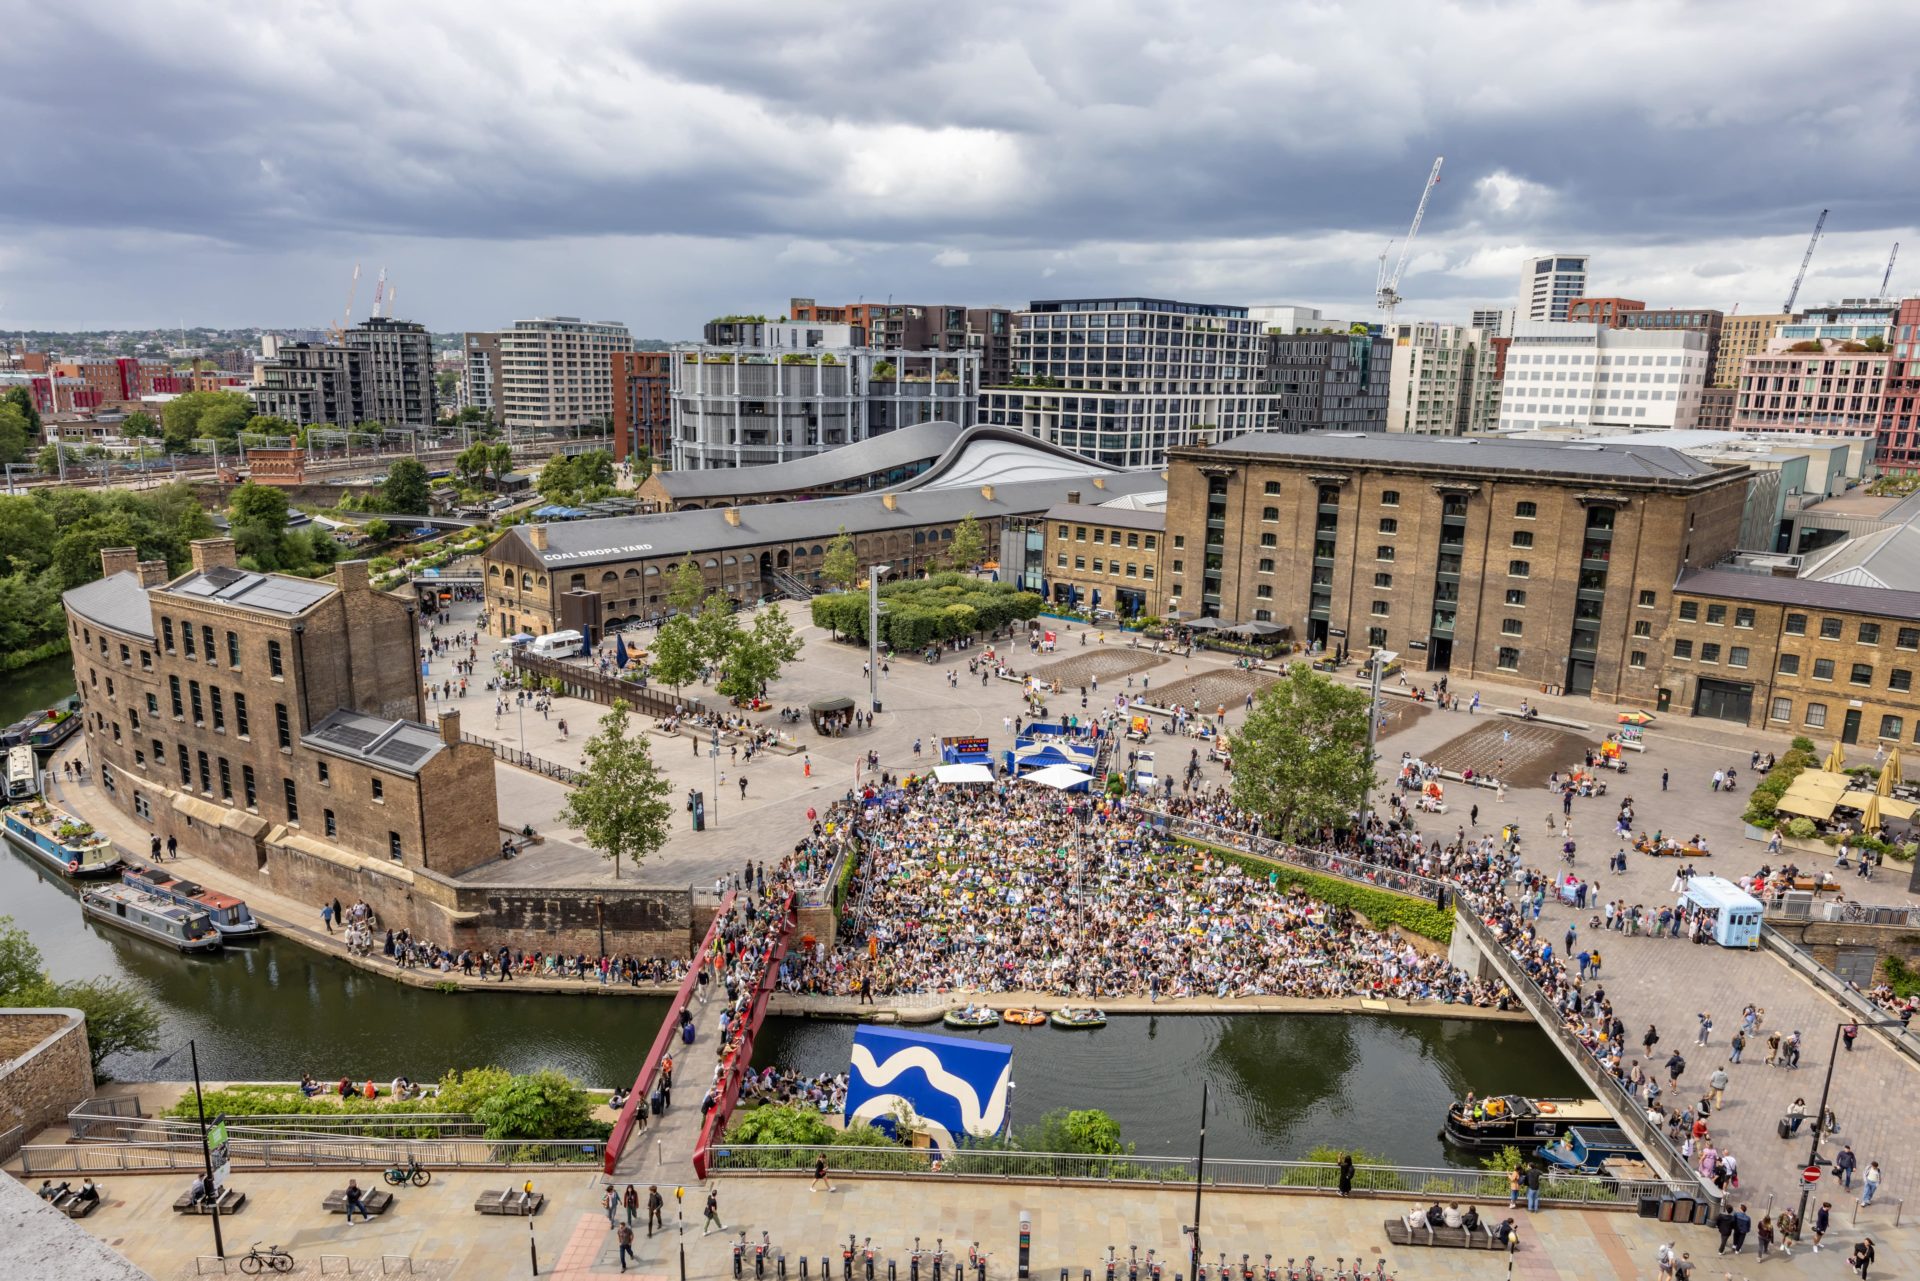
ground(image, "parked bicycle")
xmin=382 ymin=1156 xmax=432 ymax=1187
xmin=238 ymin=1242 xmax=295 ymax=1274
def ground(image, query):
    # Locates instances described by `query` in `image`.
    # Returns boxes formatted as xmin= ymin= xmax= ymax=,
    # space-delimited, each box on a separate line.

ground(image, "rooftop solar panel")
xmin=373 ymin=739 xmax=434 ymax=766
xmin=317 ymin=725 xmax=379 ymax=750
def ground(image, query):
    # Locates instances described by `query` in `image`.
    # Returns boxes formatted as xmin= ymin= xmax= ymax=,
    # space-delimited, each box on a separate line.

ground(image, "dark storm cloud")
xmin=0 ymin=0 xmax=1913 ymax=331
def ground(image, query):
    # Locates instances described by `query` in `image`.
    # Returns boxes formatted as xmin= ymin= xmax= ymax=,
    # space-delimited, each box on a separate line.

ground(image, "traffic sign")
xmin=1802 ymin=1165 xmax=1822 ymax=1185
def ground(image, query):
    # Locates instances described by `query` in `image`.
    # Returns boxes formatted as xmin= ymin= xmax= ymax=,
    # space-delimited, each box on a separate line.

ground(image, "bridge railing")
xmin=692 ymin=897 xmax=799 ymax=1180
xmin=461 ymin=731 xmax=582 ymax=784
xmin=704 ymin=1144 xmax=1690 ymax=1206
xmin=18 ymin=1134 xmax=603 ymax=1174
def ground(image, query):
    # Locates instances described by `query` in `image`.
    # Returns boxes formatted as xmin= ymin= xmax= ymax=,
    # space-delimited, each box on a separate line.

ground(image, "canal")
xmin=2 ymin=654 xmax=76 ymax=726
xmin=1 ymin=844 xmax=1584 ymax=1166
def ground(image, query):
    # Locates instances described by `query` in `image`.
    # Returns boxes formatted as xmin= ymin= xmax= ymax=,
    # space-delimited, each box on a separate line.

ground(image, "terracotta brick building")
xmin=1161 ymin=432 xmax=1749 ymax=703
xmin=62 ymin=541 xmax=502 ymax=935
xmin=611 ymin=350 xmax=671 ymax=465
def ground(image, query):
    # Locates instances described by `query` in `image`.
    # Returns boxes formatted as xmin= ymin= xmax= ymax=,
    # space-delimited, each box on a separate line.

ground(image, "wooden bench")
xmin=173 ymin=1187 xmax=246 ymax=1215
xmin=474 ymin=1189 xmax=547 ymax=1216
xmin=1383 ymin=1219 xmax=1509 ymax=1250
xmin=322 ymin=1188 xmax=395 ymax=1216
xmin=51 ymin=1190 xmax=102 ymax=1218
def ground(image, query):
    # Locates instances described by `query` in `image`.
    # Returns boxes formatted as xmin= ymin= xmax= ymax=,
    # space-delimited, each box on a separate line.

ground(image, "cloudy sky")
xmin=3 ymin=0 xmax=1914 ymax=337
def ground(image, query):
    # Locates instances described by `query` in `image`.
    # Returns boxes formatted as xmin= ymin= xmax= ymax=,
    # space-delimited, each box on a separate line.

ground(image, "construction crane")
xmin=1781 ymin=208 xmax=1828 ymax=314
xmin=332 ymin=262 xmax=361 ymax=341
xmin=372 ymin=266 xmax=387 ymax=319
xmin=1375 ymin=156 xmax=1444 ymax=323
xmin=1880 ymin=243 xmax=1899 ymax=301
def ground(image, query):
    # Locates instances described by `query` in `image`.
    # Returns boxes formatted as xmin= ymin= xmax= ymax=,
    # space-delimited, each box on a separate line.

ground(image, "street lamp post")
xmin=1361 ymin=649 xmax=1397 ymax=817
xmin=1795 ymin=1017 xmax=1900 ymax=1229
xmin=151 ymin=1038 xmax=224 ymax=1258
xmin=868 ymin=564 xmax=892 ymax=715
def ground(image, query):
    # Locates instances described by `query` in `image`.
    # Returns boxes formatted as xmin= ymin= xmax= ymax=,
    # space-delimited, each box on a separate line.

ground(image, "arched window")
xmin=704 ymin=558 xmax=718 ymax=568
xmin=601 ymin=571 xmax=618 ymax=584
xmin=487 ymin=565 xmax=500 ymax=579
xmin=570 ymin=574 xmax=586 ymax=589
xmin=520 ymin=572 xmax=532 ymax=590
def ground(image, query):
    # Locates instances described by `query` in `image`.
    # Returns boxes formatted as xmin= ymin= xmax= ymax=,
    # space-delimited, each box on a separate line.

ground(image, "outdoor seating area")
xmin=1771 ymin=745 xmax=1915 ymax=840
xmin=172 ymin=1186 xmax=245 ymax=1215
xmin=322 ymin=1187 xmax=394 ymax=1216
xmin=474 ymin=1188 xmax=546 ymax=1216
xmin=1382 ymin=1218 xmax=1510 ymax=1250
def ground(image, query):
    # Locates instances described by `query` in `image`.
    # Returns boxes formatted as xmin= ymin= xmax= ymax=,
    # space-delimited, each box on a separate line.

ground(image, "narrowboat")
xmin=26 ymin=702 xmax=83 ymax=752
xmin=80 ymin=883 xmax=223 ymax=953
xmin=1442 ymin=1094 xmax=1614 ymax=1151
xmin=1534 ymin=1125 xmax=1639 ymax=1172
xmin=5 ymin=745 xmax=38 ymax=803
xmin=2 ymin=803 xmax=122 ymax=877
xmin=122 ymin=867 xmax=263 ymax=938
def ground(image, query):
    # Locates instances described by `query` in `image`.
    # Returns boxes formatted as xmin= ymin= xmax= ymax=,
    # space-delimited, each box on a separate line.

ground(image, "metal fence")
xmin=71 ymin=1105 xmax=486 ymax=1144
xmin=1766 ymin=891 xmax=1920 ymax=926
xmin=1138 ymin=811 xmax=1454 ymax=903
xmin=1761 ymin=927 xmax=1920 ymax=1067
xmin=705 ymin=1144 xmax=1685 ymax=1206
xmin=18 ymin=1133 xmax=605 ymax=1174
xmin=461 ymin=732 xmax=582 ymax=784
xmin=0 ymin=1124 xmax=22 ymax=1165
xmin=512 ymin=650 xmax=712 ymax=720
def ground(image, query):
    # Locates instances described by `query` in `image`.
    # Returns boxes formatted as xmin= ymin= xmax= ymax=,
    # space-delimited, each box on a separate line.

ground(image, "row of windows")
xmin=1057 ymin=555 xmax=1155 ymax=579
xmin=1775 ymin=652 xmax=1913 ymax=690
xmin=1057 ymin=525 xmax=1157 ymax=549
xmin=156 ymin=618 xmax=282 ymax=677
xmin=1669 ymin=640 xmax=1753 ymax=667
xmin=1780 ymin=614 xmax=1919 ymax=648
xmin=1769 ymin=699 xmax=1914 ymax=742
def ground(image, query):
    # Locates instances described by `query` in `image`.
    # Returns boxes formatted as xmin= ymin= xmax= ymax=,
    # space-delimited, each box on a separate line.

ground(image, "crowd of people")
xmin=801 ymin=787 xmax=1509 ymax=1005
xmin=737 ymin=1064 xmax=849 ymax=1113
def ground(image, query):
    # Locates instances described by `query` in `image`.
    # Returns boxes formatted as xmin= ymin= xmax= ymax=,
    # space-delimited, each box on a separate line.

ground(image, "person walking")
xmin=1756 ymin=1213 xmax=1774 ymax=1259
xmin=1707 ymin=1067 xmax=1728 ymax=1110
xmin=617 ymin=1221 xmax=637 ymax=1273
xmin=810 ymin=1155 xmax=835 ymax=1193
xmin=623 ymin=1183 xmax=639 ymax=1226
xmin=603 ymin=1183 xmax=621 ymax=1226
xmin=1851 ymin=1237 xmax=1876 ymax=1279
xmin=321 ymin=902 xmax=335 ymax=934
xmin=1662 ymin=768 xmax=1669 ymax=791
xmin=1731 ymin=1205 xmax=1751 ymax=1253
xmin=702 ymin=1187 xmax=723 ymax=1235
xmin=1696 ymin=1012 xmax=1713 ymax=1045
xmin=1835 ymin=1144 xmax=1858 ymax=1190
xmin=1714 ymin=1204 xmax=1736 ymax=1254
xmin=647 ymin=1185 xmax=664 ymax=1236
xmin=1812 ymin=1200 xmax=1831 ymax=1251
xmin=1843 ymin=1019 xmax=1860 ymax=1052
xmin=1862 ymin=1160 xmax=1882 ymax=1206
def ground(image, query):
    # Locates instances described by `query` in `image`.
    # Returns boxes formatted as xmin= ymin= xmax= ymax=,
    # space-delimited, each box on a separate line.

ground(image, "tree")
xmin=947 ymin=512 xmax=986 ymax=573
xmin=484 ymin=441 xmax=513 ymax=483
xmin=716 ymin=604 xmax=803 ymax=703
xmin=1229 ymin=666 xmax=1374 ymax=841
xmin=0 ymin=915 xmax=44 ymax=998
xmin=556 ymin=699 xmax=674 ymax=879
xmin=648 ymin=613 xmax=704 ymax=698
xmin=472 ymin=1068 xmax=605 ymax=1140
xmin=666 ymin=557 xmax=705 ymax=614
xmin=121 ymin=410 xmax=157 ymax=439
xmin=0 ymin=496 xmax=56 ymax=575
xmin=536 ymin=450 xmax=616 ymax=505
xmin=821 ymin=527 xmax=858 ymax=591
xmin=243 ymin=413 xmax=297 ymax=440
xmin=56 ymin=978 xmax=162 ymax=1079
xmin=159 ymin=390 xmax=252 ymax=450
xmin=362 ymin=518 xmax=391 ymax=543
xmin=383 ymin=457 xmax=430 ymax=514
xmin=455 ymin=442 xmax=492 ymax=488
xmin=3 ymin=386 xmax=42 ymax=435
xmin=692 ymin=591 xmax=743 ymax=670
xmin=0 ymin=399 xmax=33 ymax=466
xmin=228 ymin=481 xmax=291 ymax=531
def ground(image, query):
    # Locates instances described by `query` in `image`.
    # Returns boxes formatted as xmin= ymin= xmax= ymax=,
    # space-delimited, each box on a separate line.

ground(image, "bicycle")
xmin=238 ymin=1242 xmax=295 ymax=1274
xmin=382 ymin=1155 xmax=432 ymax=1187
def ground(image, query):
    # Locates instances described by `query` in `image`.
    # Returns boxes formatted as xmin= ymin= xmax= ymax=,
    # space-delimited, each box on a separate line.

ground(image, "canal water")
xmin=2 ymin=654 xmax=76 ymax=725
xmin=2 ymin=838 xmax=1584 ymax=1166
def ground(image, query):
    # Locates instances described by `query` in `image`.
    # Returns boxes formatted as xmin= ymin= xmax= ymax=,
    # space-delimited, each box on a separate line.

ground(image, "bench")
xmin=1383 ymin=1219 xmax=1510 ymax=1250
xmin=52 ymin=1190 xmax=102 ymax=1218
xmin=173 ymin=1187 xmax=247 ymax=1215
xmin=322 ymin=1188 xmax=395 ymax=1216
xmin=474 ymin=1189 xmax=547 ymax=1216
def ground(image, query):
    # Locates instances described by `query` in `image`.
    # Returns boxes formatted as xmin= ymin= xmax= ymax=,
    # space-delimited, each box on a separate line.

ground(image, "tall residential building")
xmin=339 ymin=317 xmax=434 ymax=427
xmin=784 ymin=298 xmax=1014 ymax=387
xmin=498 ymin=318 xmax=632 ymax=434
xmin=976 ymin=297 xmax=1272 ymax=469
xmin=1716 ymin=313 xmax=1792 ymax=387
xmin=1470 ymin=308 xmax=1509 ymax=337
xmin=1877 ymin=298 xmax=1920 ymax=474
xmin=966 ymin=307 xmax=1015 ymax=387
xmin=1382 ymin=323 xmax=1502 ymax=436
xmin=669 ymin=322 xmax=978 ymax=470
xmin=1517 ymin=254 xmax=1590 ymax=322
xmin=1618 ymin=308 xmax=1726 ymax=385
xmin=1496 ymin=321 xmax=1708 ymax=432
xmin=1262 ymin=331 xmax=1389 ymax=432
xmin=1731 ymin=339 xmax=1890 ymax=436
xmin=610 ymin=351 xmax=672 ymax=464
xmin=462 ymin=332 xmax=503 ymax=420
xmin=1778 ymin=300 xmax=1896 ymax=345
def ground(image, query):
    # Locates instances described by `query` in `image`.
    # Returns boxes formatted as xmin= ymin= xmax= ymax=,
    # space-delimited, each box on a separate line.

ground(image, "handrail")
xmin=603 ymin=888 xmax=737 ymax=1174
xmin=702 ymin=1143 xmax=1691 ymax=1204
xmin=1139 ymin=808 xmax=1453 ymax=902
xmin=692 ymin=895 xmax=798 ymax=1179
xmin=1760 ymin=925 xmax=1920 ymax=1066
xmin=18 ymin=1134 xmax=604 ymax=1173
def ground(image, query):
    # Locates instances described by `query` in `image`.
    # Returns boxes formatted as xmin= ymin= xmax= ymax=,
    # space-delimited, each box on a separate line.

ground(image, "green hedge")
xmin=1742 ymin=747 xmax=1815 ymax=828
xmin=1177 ymin=840 xmax=1454 ymax=943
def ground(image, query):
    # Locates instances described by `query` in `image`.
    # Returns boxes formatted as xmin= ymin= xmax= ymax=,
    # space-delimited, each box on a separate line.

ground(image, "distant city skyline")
xmin=1 ymin=1 xmax=1914 ymax=334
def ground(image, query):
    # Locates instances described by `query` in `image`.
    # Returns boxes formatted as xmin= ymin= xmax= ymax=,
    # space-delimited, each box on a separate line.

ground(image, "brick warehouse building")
xmin=611 ymin=349 xmax=672 ymax=465
xmin=1162 ymin=432 xmax=1749 ymax=703
xmin=60 ymin=540 xmax=515 ymax=942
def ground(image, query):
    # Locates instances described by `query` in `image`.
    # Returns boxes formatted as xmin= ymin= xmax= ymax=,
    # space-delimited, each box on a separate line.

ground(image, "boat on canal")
xmin=5 ymin=745 xmax=38 ymax=803
xmin=0 ymin=699 xmax=83 ymax=754
xmin=943 ymin=1004 xmax=1001 ymax=1030
xmin=1050 ymin=1006 xmax=1107 ymax=1030
xmin=2 ymin=802 xmax=122 ymax=878
xmin=1534 ymin=1125 xmax=1639 ymax=1172
xmin=79 ymin=882 xmax=223 ymax=953
xmin=122 ymin=867 xmax=263 ymax=938
xmin=1001 ymin=1007 xmax=1047 ymax=1026
xmin=1442 ymin=1094 xmax=1614 ymax=1151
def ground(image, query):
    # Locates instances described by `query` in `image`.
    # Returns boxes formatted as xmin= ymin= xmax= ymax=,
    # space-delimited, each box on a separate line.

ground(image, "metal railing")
xmin=18 ymin=1133 xmax=605 ymax=1174
xmin=1138 ymin=810 xmax=1453 ymax=903
xmin=461 ymin=732 xmax=582 ymax=784
xmin=705 ymin=1144 xmax=1686 ymax=1205
xmin=512 ymin=649 xmax=713 ymax=720
xmin=0 ymin=1123 xmax=23 ymax=1164
xmin=1761 ymin=926 xmax=1920 ymax=1067
xmin=1766 ymin=891 xmax=1920 ymax=926
xmin=72 ymin=1106 xmax=486 ymax=1143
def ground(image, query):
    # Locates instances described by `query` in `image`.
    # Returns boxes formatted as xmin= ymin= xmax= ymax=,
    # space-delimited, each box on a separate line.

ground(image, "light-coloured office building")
xmin=1715 ymin=313 xmax=1793 ymax=388
xmin=1517 ymin=254 xmax=1590 ymax=323
xmin=1471 ymin=308 xmax=1509 ymax=338
xmin=1249 ymin=304 xmax=1351 ymax=334
xmin=1496 ymin=322 xmax=1707 ymax=432
xmin=498 ymin=317 xmax=632 ymax=434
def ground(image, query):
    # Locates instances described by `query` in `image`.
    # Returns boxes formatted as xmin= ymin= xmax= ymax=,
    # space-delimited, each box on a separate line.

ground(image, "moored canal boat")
xmin=123 ymin=867 xmax=263 ymax=938
xmin=1443 ymin=1094 xmax=1614 ymax=1151
xmin=80 ymin=882 xmax=223 ymax=953
xmin=2 ymin=803 xmax=122 ymax=878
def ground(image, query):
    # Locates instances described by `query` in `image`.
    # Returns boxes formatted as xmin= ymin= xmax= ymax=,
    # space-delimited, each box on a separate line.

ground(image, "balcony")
xmin=1430 ymin=612 xmax=1456 ymax=634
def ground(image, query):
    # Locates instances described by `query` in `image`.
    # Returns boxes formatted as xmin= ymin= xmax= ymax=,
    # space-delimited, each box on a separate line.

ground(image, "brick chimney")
xmin=528 ymin=524 xmax=549 ymax=552
xmin=189 ymin=538 xmax=238 ymax=573
xmin=437 ymin=708 xmax=461 ymax=746
xmin=99 ymin=547 xmax=139 ymax=578
xmin=334 ymin=561 xmax=369 ymax=594
xmin=1065 ymin=490 xmax=1081 ymax=506
xmin=136 ymin=559 xmax=171 ymax=588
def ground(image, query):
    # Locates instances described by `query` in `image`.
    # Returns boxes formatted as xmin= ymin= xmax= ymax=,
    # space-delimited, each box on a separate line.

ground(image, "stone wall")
xmin=1769 ymin=918 xmax=1920 ymax=981
xmin=0 ymin=1009 xmax=94 ymax=1134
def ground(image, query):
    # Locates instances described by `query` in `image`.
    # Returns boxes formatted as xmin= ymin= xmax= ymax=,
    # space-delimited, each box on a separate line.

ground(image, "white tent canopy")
xmin=933 ymin=763 xmax=995 ymax=785
xmin=1022 ymin=764 xmax=1094 ymax=790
